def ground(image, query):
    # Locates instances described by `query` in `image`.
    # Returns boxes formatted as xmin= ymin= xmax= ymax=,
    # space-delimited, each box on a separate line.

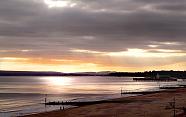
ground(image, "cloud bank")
xmin=0 ymin=0 xmax=186 ymax=72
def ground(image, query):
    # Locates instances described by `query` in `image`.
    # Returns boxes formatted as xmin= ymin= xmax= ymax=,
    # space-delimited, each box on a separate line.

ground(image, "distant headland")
xmin=0 ymin=70 xmax=186 ymax=79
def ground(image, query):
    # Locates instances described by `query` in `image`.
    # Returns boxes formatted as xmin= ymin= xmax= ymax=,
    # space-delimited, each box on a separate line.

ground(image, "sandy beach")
xmin=24 ymin=88 xmax=186 ymax=117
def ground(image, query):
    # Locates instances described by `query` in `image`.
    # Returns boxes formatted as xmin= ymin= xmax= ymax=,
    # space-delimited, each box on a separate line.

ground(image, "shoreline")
xmin=23 ymin=88 xmax=186 ymax=117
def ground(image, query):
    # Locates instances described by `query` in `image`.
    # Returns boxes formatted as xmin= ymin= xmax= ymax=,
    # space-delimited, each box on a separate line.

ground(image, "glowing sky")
xmin=0 ymin=0 xmax=186 ymax=72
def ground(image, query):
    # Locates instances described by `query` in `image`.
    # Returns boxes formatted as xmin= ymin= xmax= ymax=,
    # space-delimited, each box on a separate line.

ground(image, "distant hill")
xmin=0 ymin=70 xmax=186 ymax=79
xmin=0 ymin=70 xmax=116 ymax=76
xmin=0 ymin=70 xmax=64 ymax=76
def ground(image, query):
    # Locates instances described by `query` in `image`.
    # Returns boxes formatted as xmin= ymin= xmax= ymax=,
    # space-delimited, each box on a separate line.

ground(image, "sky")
xmin=0 ymin=0 xmax=186 ymax=72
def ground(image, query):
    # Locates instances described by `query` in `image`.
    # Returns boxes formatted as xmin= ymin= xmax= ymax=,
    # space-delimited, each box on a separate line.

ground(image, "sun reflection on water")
xmin=43 ymin=77 xmax=72 ymax=86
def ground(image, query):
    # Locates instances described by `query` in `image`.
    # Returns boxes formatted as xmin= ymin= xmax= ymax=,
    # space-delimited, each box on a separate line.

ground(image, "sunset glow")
xmin=0 ymin=0 xmax=186 ymax=72
xmin=44 ymin=77 xmax=72 ymax=86
xmin=1 ymin=1 xmax=186 ymax=117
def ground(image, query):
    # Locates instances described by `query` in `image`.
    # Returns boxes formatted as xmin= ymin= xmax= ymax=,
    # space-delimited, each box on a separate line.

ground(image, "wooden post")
xmin=45 ymin=94 xmax=47 ymax=104
xmin=121 ymin=87 xmax=123 ymax=95
xmin=44 ymin=94 xmax=47 ymax=112
xmin=173 ymin=97 xmax=176 ymax=117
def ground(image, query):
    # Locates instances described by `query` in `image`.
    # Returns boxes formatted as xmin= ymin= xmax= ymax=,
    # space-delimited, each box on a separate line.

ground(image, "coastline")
xmin=23 ymin=88 xmax=186 ymax=117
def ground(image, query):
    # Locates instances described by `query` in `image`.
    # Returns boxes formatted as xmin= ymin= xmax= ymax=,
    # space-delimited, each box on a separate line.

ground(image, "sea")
xmin=0 ymin=76 xmax=185 ymax=117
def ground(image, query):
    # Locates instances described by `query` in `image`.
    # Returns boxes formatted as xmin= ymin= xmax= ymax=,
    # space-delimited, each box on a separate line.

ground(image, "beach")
xmin=24 ymin=88 xmax=186 ymax=117
xmin=2 ymin=0 xmax=186 ymax=116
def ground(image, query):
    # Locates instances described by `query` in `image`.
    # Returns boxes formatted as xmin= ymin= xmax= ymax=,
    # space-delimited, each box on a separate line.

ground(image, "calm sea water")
xmin=0 ymin=76 xmax=183 ymax=117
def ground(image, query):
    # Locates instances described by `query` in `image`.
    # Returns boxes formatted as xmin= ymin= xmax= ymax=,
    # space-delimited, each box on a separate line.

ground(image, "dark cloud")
xmin=155 ymin=3 xmax=186 ymax=11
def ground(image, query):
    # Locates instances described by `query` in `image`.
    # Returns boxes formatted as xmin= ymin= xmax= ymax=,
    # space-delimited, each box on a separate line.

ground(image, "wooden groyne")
xmin=133 ymin=78 xmax=177 ymax=82
xmin=44 ymin=90 xmax=165 ymax=106
xmin=121 ymin=90 xmax=161 ymax=95
xmin=44 ymin=100 xmax=133 ymax=106
xmin=179 ymin=84 xmax=186 ymax=87
xmin=43 ymin=85 xmax=186 ymax=107
xmin=159 ymin=86 xmax=181 ymax=89
xmin=121 ymin=85 xmax=186 ymax=95
xmin=45 ymin=89 xmax=179 ymax=106
xmin=45 ymin=101 xmax=105 ymax=106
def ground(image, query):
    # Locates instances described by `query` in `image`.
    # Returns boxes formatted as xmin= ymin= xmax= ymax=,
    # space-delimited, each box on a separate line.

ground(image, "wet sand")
xmin=24 ymin=88 xmax=186 ymax=117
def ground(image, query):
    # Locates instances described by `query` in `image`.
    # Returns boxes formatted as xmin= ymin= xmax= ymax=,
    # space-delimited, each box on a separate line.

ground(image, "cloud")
xmin=0 ymin=0 xmax=186 ymax=71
